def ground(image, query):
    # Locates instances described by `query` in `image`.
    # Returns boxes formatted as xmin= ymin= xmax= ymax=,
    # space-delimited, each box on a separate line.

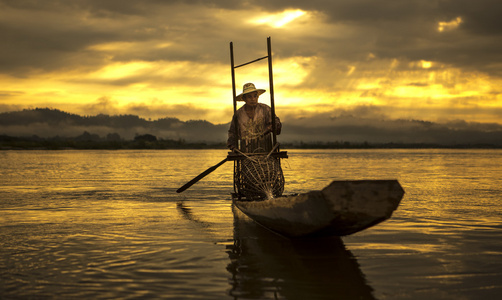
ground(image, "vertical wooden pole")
xmin=230 ymin=42 xmax=239 ymax=194
xmin=230 ymin=42 xmax=237 ymax=114
xmin=267 ymin=37 xmax=277 ymax=147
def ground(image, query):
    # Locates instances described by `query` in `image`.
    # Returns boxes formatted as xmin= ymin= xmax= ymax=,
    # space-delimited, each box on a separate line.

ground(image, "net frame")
xmin=234 ymin=154 xmax=284 ymax=201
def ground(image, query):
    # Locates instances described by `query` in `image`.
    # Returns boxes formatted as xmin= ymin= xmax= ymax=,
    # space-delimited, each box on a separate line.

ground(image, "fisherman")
xmin=227 ymin=83 xmax=282 ymax=153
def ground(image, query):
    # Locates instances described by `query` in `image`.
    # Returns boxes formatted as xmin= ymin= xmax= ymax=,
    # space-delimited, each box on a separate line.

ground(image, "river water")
xmin=1 ymin=149 xmax=501 ymax=299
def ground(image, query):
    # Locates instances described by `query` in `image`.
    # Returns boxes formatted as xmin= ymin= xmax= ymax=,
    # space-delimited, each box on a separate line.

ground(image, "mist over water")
xmin=2 ymin=108 xmax=502 ymax=146
xmin=1 ymin=149 xmax=501 ymax=299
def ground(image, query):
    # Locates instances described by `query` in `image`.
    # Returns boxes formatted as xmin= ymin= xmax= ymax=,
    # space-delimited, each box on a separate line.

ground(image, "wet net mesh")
xmin=235 ymin=155 xmax=284 ymax=200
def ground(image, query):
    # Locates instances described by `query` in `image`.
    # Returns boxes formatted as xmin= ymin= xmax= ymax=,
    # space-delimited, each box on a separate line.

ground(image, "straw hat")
xmin=236 ymin=83 xmax=266 ymax=101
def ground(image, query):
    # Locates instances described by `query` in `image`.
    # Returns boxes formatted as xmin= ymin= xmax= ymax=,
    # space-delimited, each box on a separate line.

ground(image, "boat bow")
xmin=234 ymin=180 xmax=405 ymax=238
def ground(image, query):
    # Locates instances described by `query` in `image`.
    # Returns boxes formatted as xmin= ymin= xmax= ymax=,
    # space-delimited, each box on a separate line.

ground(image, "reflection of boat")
xmin=227 ymin=205 xmax=376 ymax=299
xmin=233 ymin=180 xmax=405 ymax=238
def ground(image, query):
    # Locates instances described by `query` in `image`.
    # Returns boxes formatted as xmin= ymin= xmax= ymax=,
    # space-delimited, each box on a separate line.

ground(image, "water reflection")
xmin=176 ymin=200 xmax=211 ymax=228
xmin=227 ymin=205 xmax=375 ymax=300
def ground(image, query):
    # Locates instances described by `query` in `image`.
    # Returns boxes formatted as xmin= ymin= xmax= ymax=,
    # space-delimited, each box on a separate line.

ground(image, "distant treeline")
xmin=3 ymin=108 xmax=502 ymax=148
xmin=0 ymin=133 xmax=226 ymax=150
xmin=2 ymin=133 xmax=501 ymax=150
xmin=0 ymin=108 xmax=186 ymax=128
xmin=0 ymin=108 xmax=228 ymax=143
xmin=281 ymin=141 xmax=502 ymax=149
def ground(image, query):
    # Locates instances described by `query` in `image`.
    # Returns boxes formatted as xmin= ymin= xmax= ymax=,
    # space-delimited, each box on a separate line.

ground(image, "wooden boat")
xmin=177 ymin=39 xmax=405 ymax=239
xmin=226 ymin=39 xmax=404 ymax=238
xmin=232 ymin=180 xmax=405 ymax=238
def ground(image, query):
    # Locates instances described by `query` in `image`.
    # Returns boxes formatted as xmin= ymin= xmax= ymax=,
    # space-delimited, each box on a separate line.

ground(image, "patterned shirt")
xmin=227 ymin=103 xmax=281 ymax=152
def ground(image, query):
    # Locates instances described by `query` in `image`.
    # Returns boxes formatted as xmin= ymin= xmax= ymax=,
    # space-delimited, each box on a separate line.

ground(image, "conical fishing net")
xmin=235 ymin=155 xmax=284 ymax=200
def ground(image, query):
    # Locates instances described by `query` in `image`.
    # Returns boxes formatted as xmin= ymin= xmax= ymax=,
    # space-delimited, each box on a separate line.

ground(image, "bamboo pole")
xmin=230 ymin=42 xmax=237 ymax=114
xmin=267 ymin=37 xmax=277 ymax=147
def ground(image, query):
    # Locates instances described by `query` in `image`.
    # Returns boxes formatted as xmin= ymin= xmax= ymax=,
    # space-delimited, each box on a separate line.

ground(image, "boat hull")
xmin=233 ymin=180 xmax=405 ymax=238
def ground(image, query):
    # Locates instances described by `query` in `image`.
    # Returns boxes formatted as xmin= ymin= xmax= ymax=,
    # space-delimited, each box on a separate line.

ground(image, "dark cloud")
xmin=0 ymin=0 xmax=249 ymax=78
xmin=1 ymin=0 xmax=500 ymax=77
xmin=258 ymin=0 xmax=502 ymax=77
xmin=0 ymin=0 xmax=500 ymax=131
xmin=443 ymin=0 xmax=502 ymax=35
xmin=0 ymin=90 xmax=25 ymax=97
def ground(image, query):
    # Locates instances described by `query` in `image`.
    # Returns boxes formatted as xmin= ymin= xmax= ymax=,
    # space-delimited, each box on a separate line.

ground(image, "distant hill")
xmin=0 ymin=108 xmax=215 ymax=130
xmin=1 ymin=108 xmax=502 ymax=148
xmin=0 ymin=108 xmax=229 ymax=143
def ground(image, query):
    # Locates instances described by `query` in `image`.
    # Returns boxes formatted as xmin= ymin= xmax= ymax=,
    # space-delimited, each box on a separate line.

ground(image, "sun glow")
xmin=421 ymin=60 xmax=433 ymax=69
xmin=251 ymin=9 xmax=306 ymax=28
xmin=93 ymin=61 xmax=153 ymax=80
xmin=88 ymin=42 xmax=135 ymax=52
xmin=1 ymin=45 xmax=501 ymax=125
xmin=438 ymin=17 xmax=463 ymax=32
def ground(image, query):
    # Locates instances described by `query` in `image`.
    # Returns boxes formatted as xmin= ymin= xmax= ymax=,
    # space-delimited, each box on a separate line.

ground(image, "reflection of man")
xmin=227 ymin=83 xmax=282 ymax=153
xmin=226 ymin=228 xmax=375 ymax=300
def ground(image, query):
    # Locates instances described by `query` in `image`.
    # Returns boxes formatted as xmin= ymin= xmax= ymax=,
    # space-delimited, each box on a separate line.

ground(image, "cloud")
xmin=3 ymin=0 xmax=498 ymax=76
xmin=0 ymin=0 xmax=501 ymax=128
xmin=438 ymin=17 xmax=463 ymax=32
xmin=78 ymin=96 xmax=226 ymax=122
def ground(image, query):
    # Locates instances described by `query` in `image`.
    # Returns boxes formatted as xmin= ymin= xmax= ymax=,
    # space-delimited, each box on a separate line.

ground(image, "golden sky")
xmin=1 ymin=0 xmax=501 ymax=125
